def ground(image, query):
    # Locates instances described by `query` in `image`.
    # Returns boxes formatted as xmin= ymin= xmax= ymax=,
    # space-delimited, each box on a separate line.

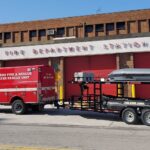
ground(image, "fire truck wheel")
xmin=12 ymin=100 xmax=27 ymax=114
xmin=122 ymin=108 xmax=138 ymax=124
xmin=141 ymin=109 xmax=150 ymax=126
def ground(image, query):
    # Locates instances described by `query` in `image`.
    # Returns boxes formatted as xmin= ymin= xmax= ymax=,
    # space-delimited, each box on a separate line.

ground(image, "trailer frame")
xmin=62 ymin=79 xmax=150 ymax=126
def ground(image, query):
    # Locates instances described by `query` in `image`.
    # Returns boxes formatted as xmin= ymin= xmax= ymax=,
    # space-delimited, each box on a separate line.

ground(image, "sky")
xmin=0 ymin=0 xmax=150 ymax=24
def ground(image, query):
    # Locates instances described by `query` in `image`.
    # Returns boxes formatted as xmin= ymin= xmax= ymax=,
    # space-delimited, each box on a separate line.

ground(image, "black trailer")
xmin=62 ymin=79 xmax=150 ymax=126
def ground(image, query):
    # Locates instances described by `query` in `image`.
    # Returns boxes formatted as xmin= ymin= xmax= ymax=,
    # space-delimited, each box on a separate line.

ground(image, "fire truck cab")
xmin=0 ymin=65 xmax=55 ymax=114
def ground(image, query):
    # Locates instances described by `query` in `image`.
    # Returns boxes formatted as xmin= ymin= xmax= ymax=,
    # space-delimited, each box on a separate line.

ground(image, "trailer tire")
xmin=141 ymin=109 xmax=150 ymax=126
xmin=12 ymin=100 xmax=27 ymax=115
xmin=122 ymin=108 xmax=138 ymax=124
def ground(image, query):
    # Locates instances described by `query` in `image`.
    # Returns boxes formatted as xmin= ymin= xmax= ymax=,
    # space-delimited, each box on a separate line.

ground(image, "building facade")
xmin=0 ymin=9 xmax=150 ymax=99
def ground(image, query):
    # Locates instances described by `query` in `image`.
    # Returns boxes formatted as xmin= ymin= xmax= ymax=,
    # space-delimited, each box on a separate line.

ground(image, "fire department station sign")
xmin=0 ymin=37 xmax=150 ymax=60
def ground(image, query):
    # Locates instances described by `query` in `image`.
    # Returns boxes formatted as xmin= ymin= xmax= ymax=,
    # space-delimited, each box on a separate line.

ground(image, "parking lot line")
xmin=0 ymin=145 xmax=72 ymax=150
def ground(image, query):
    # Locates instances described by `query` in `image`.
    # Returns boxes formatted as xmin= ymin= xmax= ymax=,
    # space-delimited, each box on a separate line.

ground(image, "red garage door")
xmin=134 ymin=52 xmax=150 ymax=99
xmin=64 ymin=55 xmax=117 ymax=99
xmin=4 ymin=58 xmax=48 ymax=67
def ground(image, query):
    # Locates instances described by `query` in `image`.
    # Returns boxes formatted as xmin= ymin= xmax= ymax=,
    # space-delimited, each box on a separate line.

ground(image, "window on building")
xmin=4 ymin=32 xmax=11 ymax=39
xmin=21 ymin=32 xmax=24 ymax=42
xmin=106 ymin=23 xmax=114 ymax=31
xmin=39 ymin=29 xmax=46 ymax=37
xmin=85 ymin=25 xmax=93 ymax=33
xmin=117 ymin=22 xmax=125 ymax=30
xmin=67 ymin=27 xmax=74 ymax=37
xmin=57 ymin=28 xmax=65 ymax=36
xmin=30 ymin=30 xmax=37 ymax=38
xmin=0 ymin=33 xmax=2 ymax=40
xmin=96 ymin=24 xmax=104 ymax=32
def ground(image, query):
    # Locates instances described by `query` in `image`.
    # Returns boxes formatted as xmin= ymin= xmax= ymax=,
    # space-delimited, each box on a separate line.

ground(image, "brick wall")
xmin=0 ymin=9 xmax=150 ymax=47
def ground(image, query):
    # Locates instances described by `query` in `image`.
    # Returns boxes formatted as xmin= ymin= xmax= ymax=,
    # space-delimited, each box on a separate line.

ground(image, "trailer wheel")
xmin=141 ymin=109 xmax=150 ymax=126
xmin=12 ymin=100 xmax=26 ymax=115
xmin=122 ymin=108 xmax=138 ymax=124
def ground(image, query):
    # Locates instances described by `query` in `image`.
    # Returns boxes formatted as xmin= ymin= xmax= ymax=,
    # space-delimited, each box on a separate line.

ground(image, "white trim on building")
xmin=0 ymin=37 xmax=150 ymax=60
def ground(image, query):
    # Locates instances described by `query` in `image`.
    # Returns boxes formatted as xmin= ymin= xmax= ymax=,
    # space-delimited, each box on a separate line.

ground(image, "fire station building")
xmin=0 ymin=9 xmax=150 ymax=99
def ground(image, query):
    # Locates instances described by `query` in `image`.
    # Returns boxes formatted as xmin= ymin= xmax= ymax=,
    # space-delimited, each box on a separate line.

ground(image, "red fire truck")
xmin=0 ymin=65 xmax=55 ymax=114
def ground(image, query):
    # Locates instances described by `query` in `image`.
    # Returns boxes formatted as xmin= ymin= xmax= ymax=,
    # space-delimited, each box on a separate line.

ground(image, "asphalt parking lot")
xmin=0 ymin=105 xmax=149 ymax=129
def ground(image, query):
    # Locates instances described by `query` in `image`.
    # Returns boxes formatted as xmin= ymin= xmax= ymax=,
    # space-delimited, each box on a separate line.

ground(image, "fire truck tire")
xmin=141 ymin=109 xmax=150 ymax=126
xmin=122 ymin=108 xmax=138 ymax=124
xmin=12 ymin=100 xmax=27 ymax=115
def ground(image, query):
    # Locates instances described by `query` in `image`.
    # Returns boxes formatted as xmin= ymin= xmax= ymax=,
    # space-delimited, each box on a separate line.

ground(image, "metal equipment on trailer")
xmin=62 ymin=71 xmax=150 ymax=126
xmin=108 ymin=68 xmax=150 ymax=81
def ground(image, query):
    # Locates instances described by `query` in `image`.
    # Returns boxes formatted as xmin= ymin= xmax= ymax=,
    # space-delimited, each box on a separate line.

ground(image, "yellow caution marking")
xmin=0 ymin=145 xmax=73 ymax=150
xmin=131 ymin=84 xmax=136 ymax=98
xmin=117 ymin=84 xmax=123 ymax=97
xmin=59 ymin=85 xmax=64 ymax=100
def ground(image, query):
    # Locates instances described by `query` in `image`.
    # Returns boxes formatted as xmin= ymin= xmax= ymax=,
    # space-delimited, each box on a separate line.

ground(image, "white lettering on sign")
xmin=0 ymin=72 xmax=32 ymax=80
xmin=0 ymin=37 xmax=150 ymax=60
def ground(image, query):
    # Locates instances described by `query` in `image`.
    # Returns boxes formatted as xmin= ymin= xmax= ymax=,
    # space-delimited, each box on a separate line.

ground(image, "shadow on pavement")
xmin=0 ymin=106 xmax=122 ymax=122
xmin=0 ymin=106 xmax=144 ymax=125
xmin=37 ymin=108 xmax=122 ymax=122
xmin=0 ymin=108 xmax=12 ymax=114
